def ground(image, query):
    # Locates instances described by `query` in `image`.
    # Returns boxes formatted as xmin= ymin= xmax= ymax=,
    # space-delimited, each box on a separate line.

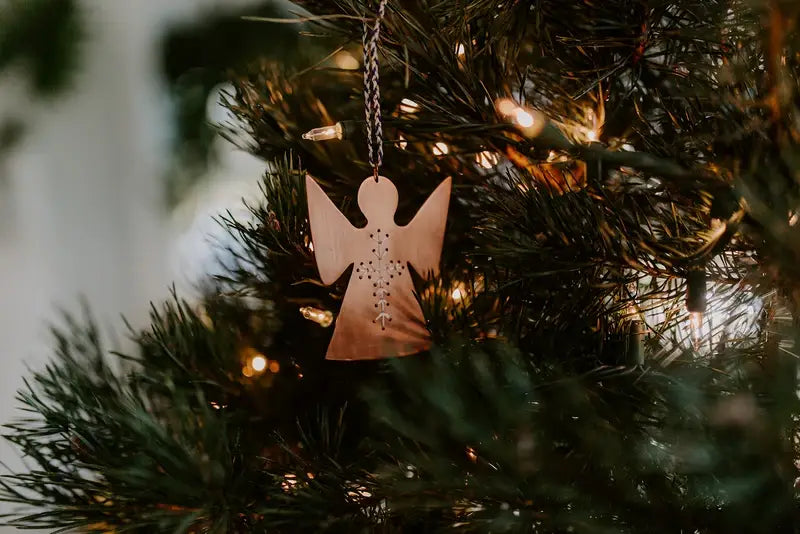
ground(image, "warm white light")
xmin=790 ymin=211 xmax=798 ymax=226
xmin=689 ymin=312 xmax=703 ymax=350
xmin=433 ymin=142 xmax=449 ymax=156
xmin=476 ymin=151 xmax=499 ymax=169
xmin=397 ymin=133 xmax=407 ymax=150
xmin=399 ymin=98 xmax=420 ymax=114
xmin=302 ymin=123 xmax=342 ymax=142
xmin=514 ymin=108 xmax=535 ymax=127
xmin=251 ymin=355 xmax=267 ymax=372
xmin=547 ymin=150 xmax=558 ymax=162
xmin=587 ymin=129 xmax=598 ymax=142
xmin=495 ymin=98 xmax=517 ymax=116
xmin=455 ymin=42 xmax=466 ymax=56
xmin=333 ymin=51 xmax=359 ymax=70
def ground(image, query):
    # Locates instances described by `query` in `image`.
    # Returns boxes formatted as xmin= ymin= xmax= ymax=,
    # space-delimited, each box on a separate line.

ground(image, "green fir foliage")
xmin=3 ymin=1 xmax=800 ymax=532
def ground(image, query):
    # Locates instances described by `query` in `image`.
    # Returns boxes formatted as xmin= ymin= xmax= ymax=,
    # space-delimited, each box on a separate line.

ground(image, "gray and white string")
xmin=363 ymin=0 xmax=388 ymax=180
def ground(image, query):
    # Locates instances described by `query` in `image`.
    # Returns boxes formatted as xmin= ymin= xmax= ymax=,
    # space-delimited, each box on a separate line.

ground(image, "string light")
xmin=475 ymin=151 xmax=499 ymax=169
xmin=451 ymin=285 xmax=465 ymax=302
xmin=433 ymin=142 xmax=450 ymax=156
xmin=495 ymin=98 xmax=517 ymax=115
xmin=399 ymin=98 xmax=420 ymax=114
xmin=251 ymin=355 xmax=267 ymax=372
xmin=397 ymin=133 xmax=408 ymax=149
xmin=301 ymin=121 xmax=361 ymax=142
xmin=333 ymin=50 xmax=359 ymax=70
xmin=495 ymin=98 xmax=545 ymax=136
xmin=685 ymin=268 xmax=707 ymax=350
xmin=514 ymin=108 xmax=535 ymax=127
xmin=241 ymin=347 xmax=268 ymax=377
xmin=455 ymin=42 xmax=466 ymax=57
xmin=466 ymin=446 xmax=478 ymax=462
xmin=300 ymin=306 xmax=334 ymax=327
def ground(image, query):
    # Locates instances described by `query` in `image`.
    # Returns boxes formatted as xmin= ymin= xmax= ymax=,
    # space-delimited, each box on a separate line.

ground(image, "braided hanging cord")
xmin=363 ymin=0 xmax=388 ymax=180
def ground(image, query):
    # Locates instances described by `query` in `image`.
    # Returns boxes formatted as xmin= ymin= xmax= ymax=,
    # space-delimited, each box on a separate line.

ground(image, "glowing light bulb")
xmin=790 ymin=211 xmax=798 ymax=226
xmin=399 ymin=98 xmax=419 ymax=114
xmin=587 ymin=129 xmax=599 ymax=142
xmin=495 ymin=98 xmax=517 ymax=116
xmin=689 ymin=311 xmax=703 ymax=350
xmin=466 ymin=446 xmax=478 ymax=462
xmin=397 ymin=133 xmax=407 ymax=150
xmin=433 ymin=142 xmax=449 ymax=156
xmin=302 ymin=123 xmax=343 ymax=141
xmin=333 ymin=51 xmax=359 ymax=70
xmin=514 ymin=108 xmax=535 ymax=127
xmin=455 ymin=42 xmax=466 ymax=56
xmin=251 ymin=355 xmax=267 ymax=372
xmin=476 ymin=151 xmax=499 ymax=169
xmin=452 ymin=288 xmax=464 ymax=301
xmin=300 ymin=306 xmax=334 ymax=327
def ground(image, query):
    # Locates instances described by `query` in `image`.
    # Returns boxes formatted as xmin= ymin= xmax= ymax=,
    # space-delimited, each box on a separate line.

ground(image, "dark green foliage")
xmin=0 ymin=0 xmax=83 ymax=96
xmin=160 ymin=2 xmax=327 ymax=206
xmin=4 ymin=0 xmax=800 ymax=532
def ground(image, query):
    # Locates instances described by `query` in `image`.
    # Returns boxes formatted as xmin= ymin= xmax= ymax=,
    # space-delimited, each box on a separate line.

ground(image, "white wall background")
xmin=0 ymin=0 xmax=268 ymax=529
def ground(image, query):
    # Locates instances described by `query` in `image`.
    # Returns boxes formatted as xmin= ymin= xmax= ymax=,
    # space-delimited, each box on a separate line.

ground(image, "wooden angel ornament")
xmin=306 ymin=174 xmax=451 ymax=360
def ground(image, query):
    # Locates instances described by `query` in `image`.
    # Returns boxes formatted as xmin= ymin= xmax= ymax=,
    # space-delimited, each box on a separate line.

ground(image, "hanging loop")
xmin=363 ymin=0 xmax=388 ymax=180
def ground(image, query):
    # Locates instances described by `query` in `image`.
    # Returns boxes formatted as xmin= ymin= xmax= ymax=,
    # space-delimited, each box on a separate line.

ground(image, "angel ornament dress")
xmin=305 ymin=174 xmax=451 ymax=360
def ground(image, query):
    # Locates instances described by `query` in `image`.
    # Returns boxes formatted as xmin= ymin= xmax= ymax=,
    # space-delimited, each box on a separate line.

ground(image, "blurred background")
xmin=0 ymin=1 xmax=293 ymax=526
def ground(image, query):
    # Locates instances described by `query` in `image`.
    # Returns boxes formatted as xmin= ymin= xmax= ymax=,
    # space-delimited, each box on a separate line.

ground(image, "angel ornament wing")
xmin=305 ymin=174 xmax=451 ymax=360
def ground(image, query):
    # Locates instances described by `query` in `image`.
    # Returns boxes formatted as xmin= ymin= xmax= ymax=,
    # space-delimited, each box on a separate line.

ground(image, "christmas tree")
xmin=3 ymin=0 xmax=800 ymax=532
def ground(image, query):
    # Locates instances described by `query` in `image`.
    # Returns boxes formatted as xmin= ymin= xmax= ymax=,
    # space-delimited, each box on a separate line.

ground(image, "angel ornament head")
xmin=305 ymin=174 xmax=451 ymax=360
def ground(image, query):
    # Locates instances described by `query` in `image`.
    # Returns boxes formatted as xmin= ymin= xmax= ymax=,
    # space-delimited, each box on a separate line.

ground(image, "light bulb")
xmin=300 ymin=306 xmax=334 ymax=327
xmin=433 ymin=142 xmax=449 ymax=156
xmin=399 ymin=98 xmax=419 ymax=114
xmin=302 ymin=122 xmax=343 ymax=142
xmin=514 ymin=108 xmax=535 ymax=127
xmin=476 ymin=151 xmax=499 ymax=169
xmin=586 ymin=129 xmax=599 ymax=142
xmin=333 ymin=51 xmax=359 ymax=70
xmin=455 ymin=42 xmax=466 ymax=56
xmin=251 ymin=355 xmax=267 ymax=372
xmin=495 ymin=98 xmax=517 ymax=115
xmin=689 ymin=311 xmax=703 ymax=350
xmin=397 ymin=133 xmax=408 ymax=150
